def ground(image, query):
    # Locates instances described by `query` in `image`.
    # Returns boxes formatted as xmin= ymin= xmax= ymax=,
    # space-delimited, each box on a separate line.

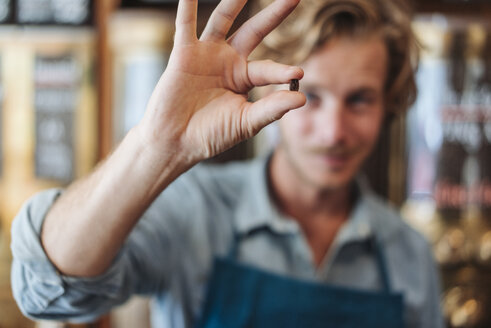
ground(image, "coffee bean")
xmin=289 ymin=79 xmax=299 ymax=91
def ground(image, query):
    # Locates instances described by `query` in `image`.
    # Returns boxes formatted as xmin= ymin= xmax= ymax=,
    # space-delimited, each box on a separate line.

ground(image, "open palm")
xmin=139 ymin=0 xmax=305 ymax=165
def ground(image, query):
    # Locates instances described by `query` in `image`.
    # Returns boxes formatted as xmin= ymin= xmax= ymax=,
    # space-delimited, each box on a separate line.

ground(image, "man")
xmin=11 ymin=0 xmax=443 ymax=327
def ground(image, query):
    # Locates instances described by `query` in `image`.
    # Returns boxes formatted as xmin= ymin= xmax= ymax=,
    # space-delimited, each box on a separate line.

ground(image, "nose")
xmin=314 ymin=99 xmax=348 ymax=146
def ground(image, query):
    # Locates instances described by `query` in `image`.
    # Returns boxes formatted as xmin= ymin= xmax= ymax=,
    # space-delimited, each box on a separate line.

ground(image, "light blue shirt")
xmin=11 ymin=156 xmax=444 ymax=328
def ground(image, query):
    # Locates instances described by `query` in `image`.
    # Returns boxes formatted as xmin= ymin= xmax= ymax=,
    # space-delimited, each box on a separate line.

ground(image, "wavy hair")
xmin=253 ymin=0 xmax=419 ymax=118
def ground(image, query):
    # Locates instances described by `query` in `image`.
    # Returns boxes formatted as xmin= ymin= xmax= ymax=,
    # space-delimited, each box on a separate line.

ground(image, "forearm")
xmin=41 ymin=0 xmax=304 ymax=279
xmin=41 ymin=125 xmax=189 ymax=277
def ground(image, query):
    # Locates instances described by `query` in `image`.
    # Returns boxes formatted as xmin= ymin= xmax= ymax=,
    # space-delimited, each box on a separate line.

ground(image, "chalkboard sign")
xmin=34 ymin=54 xmax=80 ymax=182
xmin=0 ymin=0 xmax=12 ymax=23
xmin=16 ymin=0 xmax=93 ymax=25
xmin=407 ymin=22 xmax=491 ymax=215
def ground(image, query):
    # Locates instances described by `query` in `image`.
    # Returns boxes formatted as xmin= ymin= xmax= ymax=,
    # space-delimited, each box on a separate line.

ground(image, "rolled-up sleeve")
xmin=10 ymin=187 xmax=180 ymax=323
xmin=11 ymin=189 xmax=131 ymax=322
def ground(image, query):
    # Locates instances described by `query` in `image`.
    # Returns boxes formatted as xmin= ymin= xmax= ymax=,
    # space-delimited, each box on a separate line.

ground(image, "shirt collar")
xmin=233 ymin=154 xmax=298 ymax=235
xmin=233 ymin=155 xmax=401 ymax=244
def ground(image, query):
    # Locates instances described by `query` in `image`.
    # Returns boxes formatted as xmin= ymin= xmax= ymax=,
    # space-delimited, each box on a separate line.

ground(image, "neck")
xmin=268 ymin=149 xmax=355 ymax=267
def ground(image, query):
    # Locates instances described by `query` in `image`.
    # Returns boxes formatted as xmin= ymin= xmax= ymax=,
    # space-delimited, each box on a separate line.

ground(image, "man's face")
xmin=276 ymin=36 xmax=387 ymax=191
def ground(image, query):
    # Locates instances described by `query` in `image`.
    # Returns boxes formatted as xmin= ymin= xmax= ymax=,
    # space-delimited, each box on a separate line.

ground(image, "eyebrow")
xmin=347 ymin=87 xmax=378 ymax=95
xmin=300 ymin=84 xmax=380 ymax=95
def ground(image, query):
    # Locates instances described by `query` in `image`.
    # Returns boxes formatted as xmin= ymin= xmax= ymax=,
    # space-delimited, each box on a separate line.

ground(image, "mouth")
xmin=320 ymin=154 xmax=350 ymax=168
xmin=310 ymin=151 xmax=351 ymax=170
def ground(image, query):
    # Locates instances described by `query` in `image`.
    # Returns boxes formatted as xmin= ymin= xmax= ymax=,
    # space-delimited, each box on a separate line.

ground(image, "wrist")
xmin=126 ymin=124 xmax=194 ymax=196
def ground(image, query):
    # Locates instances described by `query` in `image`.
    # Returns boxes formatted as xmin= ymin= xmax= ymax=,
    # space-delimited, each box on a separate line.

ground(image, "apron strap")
xmin=227 ymin=226 xmax=270 ymax=260
xmin=369 ymin=237 xmax=392 ymax=293
xmin=227 ymin=232 xmax=240 ymax=260
xmin=229 ymin=226 xmax=394 ymax=293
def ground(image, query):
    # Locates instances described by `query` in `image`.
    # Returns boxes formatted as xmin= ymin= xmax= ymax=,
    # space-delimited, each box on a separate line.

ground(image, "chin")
xmin=304 ymin=170 xmax=355 ymax=191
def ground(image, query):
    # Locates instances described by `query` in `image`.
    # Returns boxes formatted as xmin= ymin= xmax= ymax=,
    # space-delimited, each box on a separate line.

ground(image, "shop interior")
xmin=0 ymin=0 xmax=490 ymax=327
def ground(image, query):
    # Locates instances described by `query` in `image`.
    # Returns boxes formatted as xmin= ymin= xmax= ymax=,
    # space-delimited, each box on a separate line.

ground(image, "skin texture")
xmin=270 ymin=36 xmax=388 ymax=265
xmin=41 ymin=0 xmax=305 ymax=277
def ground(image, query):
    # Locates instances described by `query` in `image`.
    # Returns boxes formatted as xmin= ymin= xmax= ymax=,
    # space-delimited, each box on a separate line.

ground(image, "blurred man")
xmin=11 ymin=0 xmax=443 ymax=327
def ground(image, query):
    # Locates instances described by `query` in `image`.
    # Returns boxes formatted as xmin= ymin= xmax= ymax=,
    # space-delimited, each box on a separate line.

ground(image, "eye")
xmin=347 ymin=93 xmax=372 ymax=105
xmin=305 ymin=92 xmax=321 ymax=107
xmin=346 ymin=92 xmax=376 ymax=112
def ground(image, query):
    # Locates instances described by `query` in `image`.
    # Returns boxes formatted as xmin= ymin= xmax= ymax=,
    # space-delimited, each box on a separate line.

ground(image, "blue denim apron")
xmin=195 ymin=229 xmax=405 ymax=328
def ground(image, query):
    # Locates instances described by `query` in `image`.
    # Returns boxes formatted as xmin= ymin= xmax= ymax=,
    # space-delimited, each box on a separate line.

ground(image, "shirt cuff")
xmin=10 ymin=189 xmax=130 ymax=321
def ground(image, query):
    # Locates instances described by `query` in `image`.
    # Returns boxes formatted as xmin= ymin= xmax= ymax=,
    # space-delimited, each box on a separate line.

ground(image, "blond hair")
xmin=253 ymin=0 xmax=418 ymax=118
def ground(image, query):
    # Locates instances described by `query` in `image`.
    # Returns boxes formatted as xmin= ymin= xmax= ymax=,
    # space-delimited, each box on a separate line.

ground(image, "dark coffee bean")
xmin=289 ymin=79 xmax=299 ymax=91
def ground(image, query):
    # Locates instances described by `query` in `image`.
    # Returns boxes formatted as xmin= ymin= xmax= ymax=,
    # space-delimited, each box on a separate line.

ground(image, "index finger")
xmin=228 ymin=0 xmax=300 ymax=57
xmin=175 ymin=0 xmax=198 ymax=44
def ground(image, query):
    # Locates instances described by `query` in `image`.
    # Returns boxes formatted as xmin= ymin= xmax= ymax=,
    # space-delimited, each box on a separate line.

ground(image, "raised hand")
xmin=137 ymin=0 xmax=306 ymax=167
xmin=38 ymin=0 xmax=306 ymax=278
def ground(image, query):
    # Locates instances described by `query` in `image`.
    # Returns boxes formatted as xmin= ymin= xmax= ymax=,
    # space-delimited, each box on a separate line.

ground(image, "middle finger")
xmin=228 ymin=0 xmax=300 ymax=57
xmin=200 ymin=0 xmax=248 ymax=41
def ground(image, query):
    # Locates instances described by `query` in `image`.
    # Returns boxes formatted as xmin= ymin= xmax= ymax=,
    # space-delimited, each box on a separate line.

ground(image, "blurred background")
xmin=0 ymin=0 xmax=489 ymax=327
